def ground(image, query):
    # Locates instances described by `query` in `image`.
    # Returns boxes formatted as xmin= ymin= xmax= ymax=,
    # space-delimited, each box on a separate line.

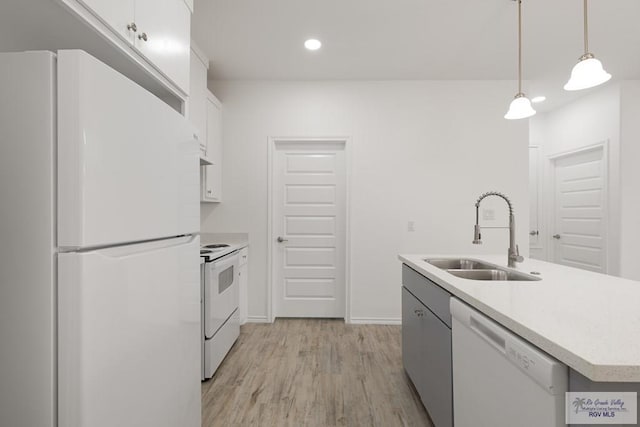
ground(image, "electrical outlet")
xmin=407 ymin=221 xmax=415 ymax=232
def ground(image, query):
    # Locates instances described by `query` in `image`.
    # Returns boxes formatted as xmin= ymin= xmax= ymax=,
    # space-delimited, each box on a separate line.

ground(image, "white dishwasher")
xmin=451 ymin=298 xmax=568 ymax=427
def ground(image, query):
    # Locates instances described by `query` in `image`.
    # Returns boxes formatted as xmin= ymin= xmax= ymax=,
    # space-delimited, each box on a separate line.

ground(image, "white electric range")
xmin=200 ymin=244 xmax=240 ymax=380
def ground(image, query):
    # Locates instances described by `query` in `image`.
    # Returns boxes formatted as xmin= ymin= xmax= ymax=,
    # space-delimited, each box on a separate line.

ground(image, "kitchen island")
xmin=400 ymin=254 xmax=640 ymax=426
xmin=399 ymin=254 xmax=640 ymax=382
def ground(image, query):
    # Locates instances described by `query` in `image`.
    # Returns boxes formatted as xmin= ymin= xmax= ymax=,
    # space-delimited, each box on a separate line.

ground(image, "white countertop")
xmin=399 ymin=254 xmax=640 ymax=383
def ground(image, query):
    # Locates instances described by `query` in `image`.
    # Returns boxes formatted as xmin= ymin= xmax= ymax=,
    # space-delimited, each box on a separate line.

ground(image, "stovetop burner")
xmin=203 ymin=244 xmax=230 ymax=249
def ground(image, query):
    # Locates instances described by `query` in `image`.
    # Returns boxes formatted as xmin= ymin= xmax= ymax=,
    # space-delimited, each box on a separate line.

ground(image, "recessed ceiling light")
xmin=304 ymin=39 xmax=322 ymax=51
xmin=531 ymin=96 xmax=547 ymax=103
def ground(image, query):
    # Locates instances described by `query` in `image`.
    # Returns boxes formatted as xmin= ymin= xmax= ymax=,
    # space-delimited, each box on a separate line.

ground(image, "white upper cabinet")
xmin=188 ymin=44 xmax=208 ymax=153
xmin=206 ymin=93 xmax=222 ymax=165
xmin=134 ymin=0 xmax=190 ymax=93
xmin=201 ymin=92 xmax=222 ymax=203
xmin=79 ymin=0 xmax=136 ymax=42
xmin=77 ymin=0 xmax=191 ymax=94
xmin=186 ymin=43 xmax=222 ymax=203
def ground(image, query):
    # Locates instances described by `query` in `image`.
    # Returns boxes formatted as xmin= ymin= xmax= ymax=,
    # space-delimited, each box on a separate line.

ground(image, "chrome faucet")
xmin=473 ymin=191 xmax=524 ymax=268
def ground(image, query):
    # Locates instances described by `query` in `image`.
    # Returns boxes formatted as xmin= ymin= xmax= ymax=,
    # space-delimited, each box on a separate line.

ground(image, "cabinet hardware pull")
xmin=127 ymin=22 xmax=137 ymax=32
xmin=529 ymin=230 xmax=539 ymax=236
xmin=414 ymin=309 xmax=424 ymax=317
xmin=138 ymin=32 xmax=148 ymax=42
xmin=277 ymin=236 xmax=288 ymax=243
xmin=552 ymin=234 xmax=561 ymax=239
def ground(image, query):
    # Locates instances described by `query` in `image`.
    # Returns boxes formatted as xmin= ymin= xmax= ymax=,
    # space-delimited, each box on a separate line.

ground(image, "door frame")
xmin=528 ymin=145 xmax=543 ymax=252
xmin=546 ymin=141 xmax=609 ymax=272
xmin=267 ymin=137 xmax=352 ymax=323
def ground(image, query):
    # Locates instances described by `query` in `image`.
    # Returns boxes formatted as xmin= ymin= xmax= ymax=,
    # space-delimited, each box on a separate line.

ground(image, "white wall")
xmin=529 ymin=84 xmax=621 ymax=272
xmin=528 ymin=82 xmax=640 ymax=279
xmin=202 ymin=81 xmax=529 ymax=322
xmin=620 ymin=81 xmax=640 ymax=280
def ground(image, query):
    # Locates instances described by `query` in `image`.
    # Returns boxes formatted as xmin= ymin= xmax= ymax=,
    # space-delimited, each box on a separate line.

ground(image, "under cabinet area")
xmin=77 ymin=0 xmax=191 ymax=93
xmin=401 ymin=265 xmax=453 ymax=427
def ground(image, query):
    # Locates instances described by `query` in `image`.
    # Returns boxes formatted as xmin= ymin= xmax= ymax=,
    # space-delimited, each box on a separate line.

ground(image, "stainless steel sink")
xmin=424 ymin=258 xmax=541 ymax=281
xmin=425 ymin=258 xmax=496 ymax=270
xmin=446 ymin=269 xmax=540 ymax=281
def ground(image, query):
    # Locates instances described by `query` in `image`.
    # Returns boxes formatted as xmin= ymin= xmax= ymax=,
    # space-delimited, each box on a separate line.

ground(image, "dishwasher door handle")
xmin=469 ymin=316 xmax=506 ymax=353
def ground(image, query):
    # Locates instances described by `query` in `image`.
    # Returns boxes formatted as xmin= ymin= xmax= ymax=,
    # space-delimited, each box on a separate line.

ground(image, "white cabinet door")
xmin=188 ymin=48 xmax=207 ymax=153
xmin=206 ymin=93 xmax=222 ymax=164
xmin=201 ymin=93 xmax=222 ymax=202
xmin=201 ymin=164 xmax=222 ymax=202
xmin=134 ymin=0 xmax=191 ymax=93
xmin=79 ymin=0 xmax=136 ymax=42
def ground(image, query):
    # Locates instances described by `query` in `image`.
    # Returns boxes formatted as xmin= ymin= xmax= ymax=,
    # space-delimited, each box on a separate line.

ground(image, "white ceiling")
xmin=192 ymin=0 xmax=640 ymax=110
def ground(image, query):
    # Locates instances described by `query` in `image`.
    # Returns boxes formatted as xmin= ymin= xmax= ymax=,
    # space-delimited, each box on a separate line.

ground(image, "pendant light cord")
xmin=518 ymin=0 xmax=522 ymax=94
xmin=583 ymin=0 xmax=589 ymax=53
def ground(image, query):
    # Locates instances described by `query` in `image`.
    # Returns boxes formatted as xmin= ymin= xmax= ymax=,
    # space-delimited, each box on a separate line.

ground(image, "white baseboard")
xmin=245 ymin=316 xmax=401 ymax=325
xmin=348 ymin=317 xmax=402 ymax=325
xmin=246 ymin=316 xmax=271 ymax=323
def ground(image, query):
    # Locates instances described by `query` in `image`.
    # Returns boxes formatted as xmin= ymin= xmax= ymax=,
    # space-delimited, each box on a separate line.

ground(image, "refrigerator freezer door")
xmin=57 ymin=50 xmax=199 ymax=249
xmin=58 ymin=236 xmax=201 ymax=427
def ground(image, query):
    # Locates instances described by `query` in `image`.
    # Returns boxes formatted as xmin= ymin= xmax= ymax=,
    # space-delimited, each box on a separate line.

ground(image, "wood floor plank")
xmin=201 ymin=319 xmax=433 ymax=427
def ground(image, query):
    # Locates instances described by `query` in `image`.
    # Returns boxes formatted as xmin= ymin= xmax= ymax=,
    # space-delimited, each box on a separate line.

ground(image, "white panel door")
xmin=57 ymin=50 xmax=199 ymax=249
xmin=58 ymin=236 xmax=201 ymax=427
xmin=272 ymin=141 xmax=346 ymax=318
xmin=552 ymin=147 xmax=607 ymax=272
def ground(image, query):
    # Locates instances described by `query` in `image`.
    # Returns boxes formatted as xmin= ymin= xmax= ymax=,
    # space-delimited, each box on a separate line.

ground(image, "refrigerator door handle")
xmin=90 ymin=235 xmax=197 ymax=259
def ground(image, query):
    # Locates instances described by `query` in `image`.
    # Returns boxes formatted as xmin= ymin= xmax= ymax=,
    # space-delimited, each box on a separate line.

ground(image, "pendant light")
xmin=564 ymin=0 xmax=611 ymax=91
xmin=505 ymin=0 xmax=536 ymax=120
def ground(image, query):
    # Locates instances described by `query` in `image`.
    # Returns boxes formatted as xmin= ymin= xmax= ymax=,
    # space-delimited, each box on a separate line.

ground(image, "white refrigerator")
xmin=0 ymin=50 xmax=201 ymax=427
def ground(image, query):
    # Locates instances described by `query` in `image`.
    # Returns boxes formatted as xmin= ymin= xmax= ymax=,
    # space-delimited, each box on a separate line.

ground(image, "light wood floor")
xmin=201 ymin=319 xmax=433 ymax=427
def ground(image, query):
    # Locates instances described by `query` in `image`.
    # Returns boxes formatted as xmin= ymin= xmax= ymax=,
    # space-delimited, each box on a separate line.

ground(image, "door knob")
xmin=277 ymin=236 xmax=288 ymax=243
xmin=552 ymin=234 xmax=561 ymax=239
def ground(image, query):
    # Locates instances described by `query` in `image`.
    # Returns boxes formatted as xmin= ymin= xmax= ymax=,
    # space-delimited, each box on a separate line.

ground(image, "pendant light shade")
xmin=564 ymin=54 xmax=611 ymax=91
xmin=505 ymin=0 xmax=535 ymax=120
xmin=564 ymin=0 xmax=611 ymax=91
xmin=505 ymin=93 xmax=537 ymax=120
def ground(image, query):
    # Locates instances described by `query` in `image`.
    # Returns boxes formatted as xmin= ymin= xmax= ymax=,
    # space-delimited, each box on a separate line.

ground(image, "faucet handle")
xmin=515 ymin=245 xmax=524 ymax=263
